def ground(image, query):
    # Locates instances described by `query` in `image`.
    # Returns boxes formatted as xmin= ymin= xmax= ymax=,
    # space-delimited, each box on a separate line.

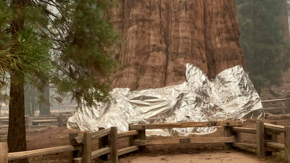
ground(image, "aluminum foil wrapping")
xmin=67 ymin=64 xmax=263 ymax=136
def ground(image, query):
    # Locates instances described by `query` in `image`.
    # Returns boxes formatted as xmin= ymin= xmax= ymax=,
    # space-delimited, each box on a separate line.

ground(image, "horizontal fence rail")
xmin=263 ymin=107 xmax=287 ymax=111
xmin=72 ymin=146 xmax=139 ymax=163
xmin=132 ymin=137 xmax=236 ymax=146
xmin=91 ymin=147 xmax=111 ymax=160
xmin=233 ymin=143 xmax=257 ymax=149
xmin=8 ymin=145 xmax=81 ymax=161
xmin=129 ymin=120 xmax=242 ymax=130
xmin=117 ymin=146 xmax=139 ymax=156
xmin=0 ymin=117 xmax=8 ymax=121
xmin=232 ymin=127 xmax=256 ymax=134
xmin=265 ymin=142 xmax=285 ymax=150
xmin=264 ymin=123 xmax=285 ymax=133
xmin=117 ymin=130 xmax=138 ymax=139
xmin=262 ymin=99 xmax=287 ymax=103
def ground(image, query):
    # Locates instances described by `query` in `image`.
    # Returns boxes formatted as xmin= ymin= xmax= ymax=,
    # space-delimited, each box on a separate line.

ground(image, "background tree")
xmin=235 ymin=0 xmax=290 ymax=95
xmin=39 ymin=86 xmax=50 ymax=115
xmin=0 ymin=0 xmax=119 ymax=162
xmin=24 ymin=84 xmax=39 ymax=116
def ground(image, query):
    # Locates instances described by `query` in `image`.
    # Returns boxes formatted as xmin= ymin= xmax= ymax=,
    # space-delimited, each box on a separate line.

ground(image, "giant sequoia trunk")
xmin=8 ymin=0 xmax=28 ymax=163
xmin=111 ymin=0 xmax=247 ymax=90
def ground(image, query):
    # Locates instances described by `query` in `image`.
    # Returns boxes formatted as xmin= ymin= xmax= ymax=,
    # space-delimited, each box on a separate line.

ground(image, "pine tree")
xmin=236 ymin=0 xmax=290 ymax=94
xmin=0 ymin=0 xmax=120 ymax=162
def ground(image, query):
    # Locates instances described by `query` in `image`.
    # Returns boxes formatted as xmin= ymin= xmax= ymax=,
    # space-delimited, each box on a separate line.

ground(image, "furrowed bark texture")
xmin=8 ymin=74 xmax=28 ymax=163
xmin=111 ymin=0 xmax=247 ymax=90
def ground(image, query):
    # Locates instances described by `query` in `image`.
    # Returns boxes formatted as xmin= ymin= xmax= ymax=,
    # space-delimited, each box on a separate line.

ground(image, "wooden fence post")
xmin=232 ymin=130 xmax=241 ymax=147
xmin=83 ymin=132 xmax=92 ymax=163
xmin=224 ymin=124 xmax=232 ymax=150
xmin=285 ymin=127 xmax=290 ymax=162
xmin=110 ymin=127 xmax=118 ymax=163
xmin=128 ymin=124 xmax=134 ymax=147
xmin=265 ymin=122 xmax=278 ymax=156
xmin=58 ymin=114 xmax=63 ymax=127
xmin=0 ymin=142 xmax=8 ymax=163
xmin=99 ymin=127 xmax=109 ymax=161
xmin=135 ymin=126 xmax=146 ymax=153
xmin=69 ymin=133 xmax=79 ymax=163
xmin=256 ymin=121 xmax=265 ymax=159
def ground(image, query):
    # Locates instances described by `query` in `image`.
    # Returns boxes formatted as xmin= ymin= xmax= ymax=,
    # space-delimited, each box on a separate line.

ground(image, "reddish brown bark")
xmin=111 ymin=0 xmax=246 ymax=90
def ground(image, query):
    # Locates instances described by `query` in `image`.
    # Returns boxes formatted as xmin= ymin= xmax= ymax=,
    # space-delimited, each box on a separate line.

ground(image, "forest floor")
xmin=0 ymin=118 xmax=289 ymax=163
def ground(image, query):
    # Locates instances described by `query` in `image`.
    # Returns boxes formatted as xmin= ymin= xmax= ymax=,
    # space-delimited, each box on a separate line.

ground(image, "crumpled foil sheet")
xmin=67 ymin=64 xmax=263 ymax=136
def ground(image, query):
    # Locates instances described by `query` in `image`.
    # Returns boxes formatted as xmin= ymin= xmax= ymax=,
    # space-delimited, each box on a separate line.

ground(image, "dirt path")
xmin=119 ymin=152 xmax=264 ymax=163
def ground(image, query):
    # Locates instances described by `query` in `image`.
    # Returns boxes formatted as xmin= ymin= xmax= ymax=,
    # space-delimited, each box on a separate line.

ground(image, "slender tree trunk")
xmin=39 ymin=86 xmax=50 ymax=115
xmin=257 ymin=87 xmax=261 ymax=96
xmin=8 ymin=74 xmax=28 ymax=163
xmin=31 ymin=99 xmax=35 ymax=117
xmin=30 ymin=86 xmax=37 ymax=117
xmin=0 ymin=99 xmax=2 ymax=116
xmin=24 ymin=85 xmax=32 ymax=116
xmin=8 ymin=0 xmax=28 ymax=162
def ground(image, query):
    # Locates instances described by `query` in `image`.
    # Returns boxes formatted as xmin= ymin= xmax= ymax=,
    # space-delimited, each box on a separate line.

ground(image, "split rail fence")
xmin=232 ymin=121 xmax=290 ymax=161
xmin=262 ymin=95 xmax=290 ymax=114
xmin=1 ymin=120 xmax=289 ymax=163
xmin=0 ymin=113 xmax=73 ymax=135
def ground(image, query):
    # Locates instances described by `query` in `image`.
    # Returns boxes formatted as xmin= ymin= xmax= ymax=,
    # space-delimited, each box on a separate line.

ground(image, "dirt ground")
xmin=119 ymin=152 xmax=265 ymax=163
xmin=0 ymin=118 xmax=289 ymax=163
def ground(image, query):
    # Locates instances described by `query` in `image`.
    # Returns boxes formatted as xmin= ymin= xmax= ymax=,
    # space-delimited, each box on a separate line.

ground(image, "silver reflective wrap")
xmin=67 ymin=64 xmax=263 ymax=135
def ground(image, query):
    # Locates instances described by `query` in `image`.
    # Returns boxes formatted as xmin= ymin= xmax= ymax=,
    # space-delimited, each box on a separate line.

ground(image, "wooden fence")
xmin=262 ymin=95 xmax=290 ymax=114
xmin=232 ymin=121 xmax=290 ymax=161
xmin=0 ymin=113 xmax=73 ymax=135
xmin=0 ymin=120 xmax=290 ymax=163
xmin=0 ymin=126 xmax=140 ymax=163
